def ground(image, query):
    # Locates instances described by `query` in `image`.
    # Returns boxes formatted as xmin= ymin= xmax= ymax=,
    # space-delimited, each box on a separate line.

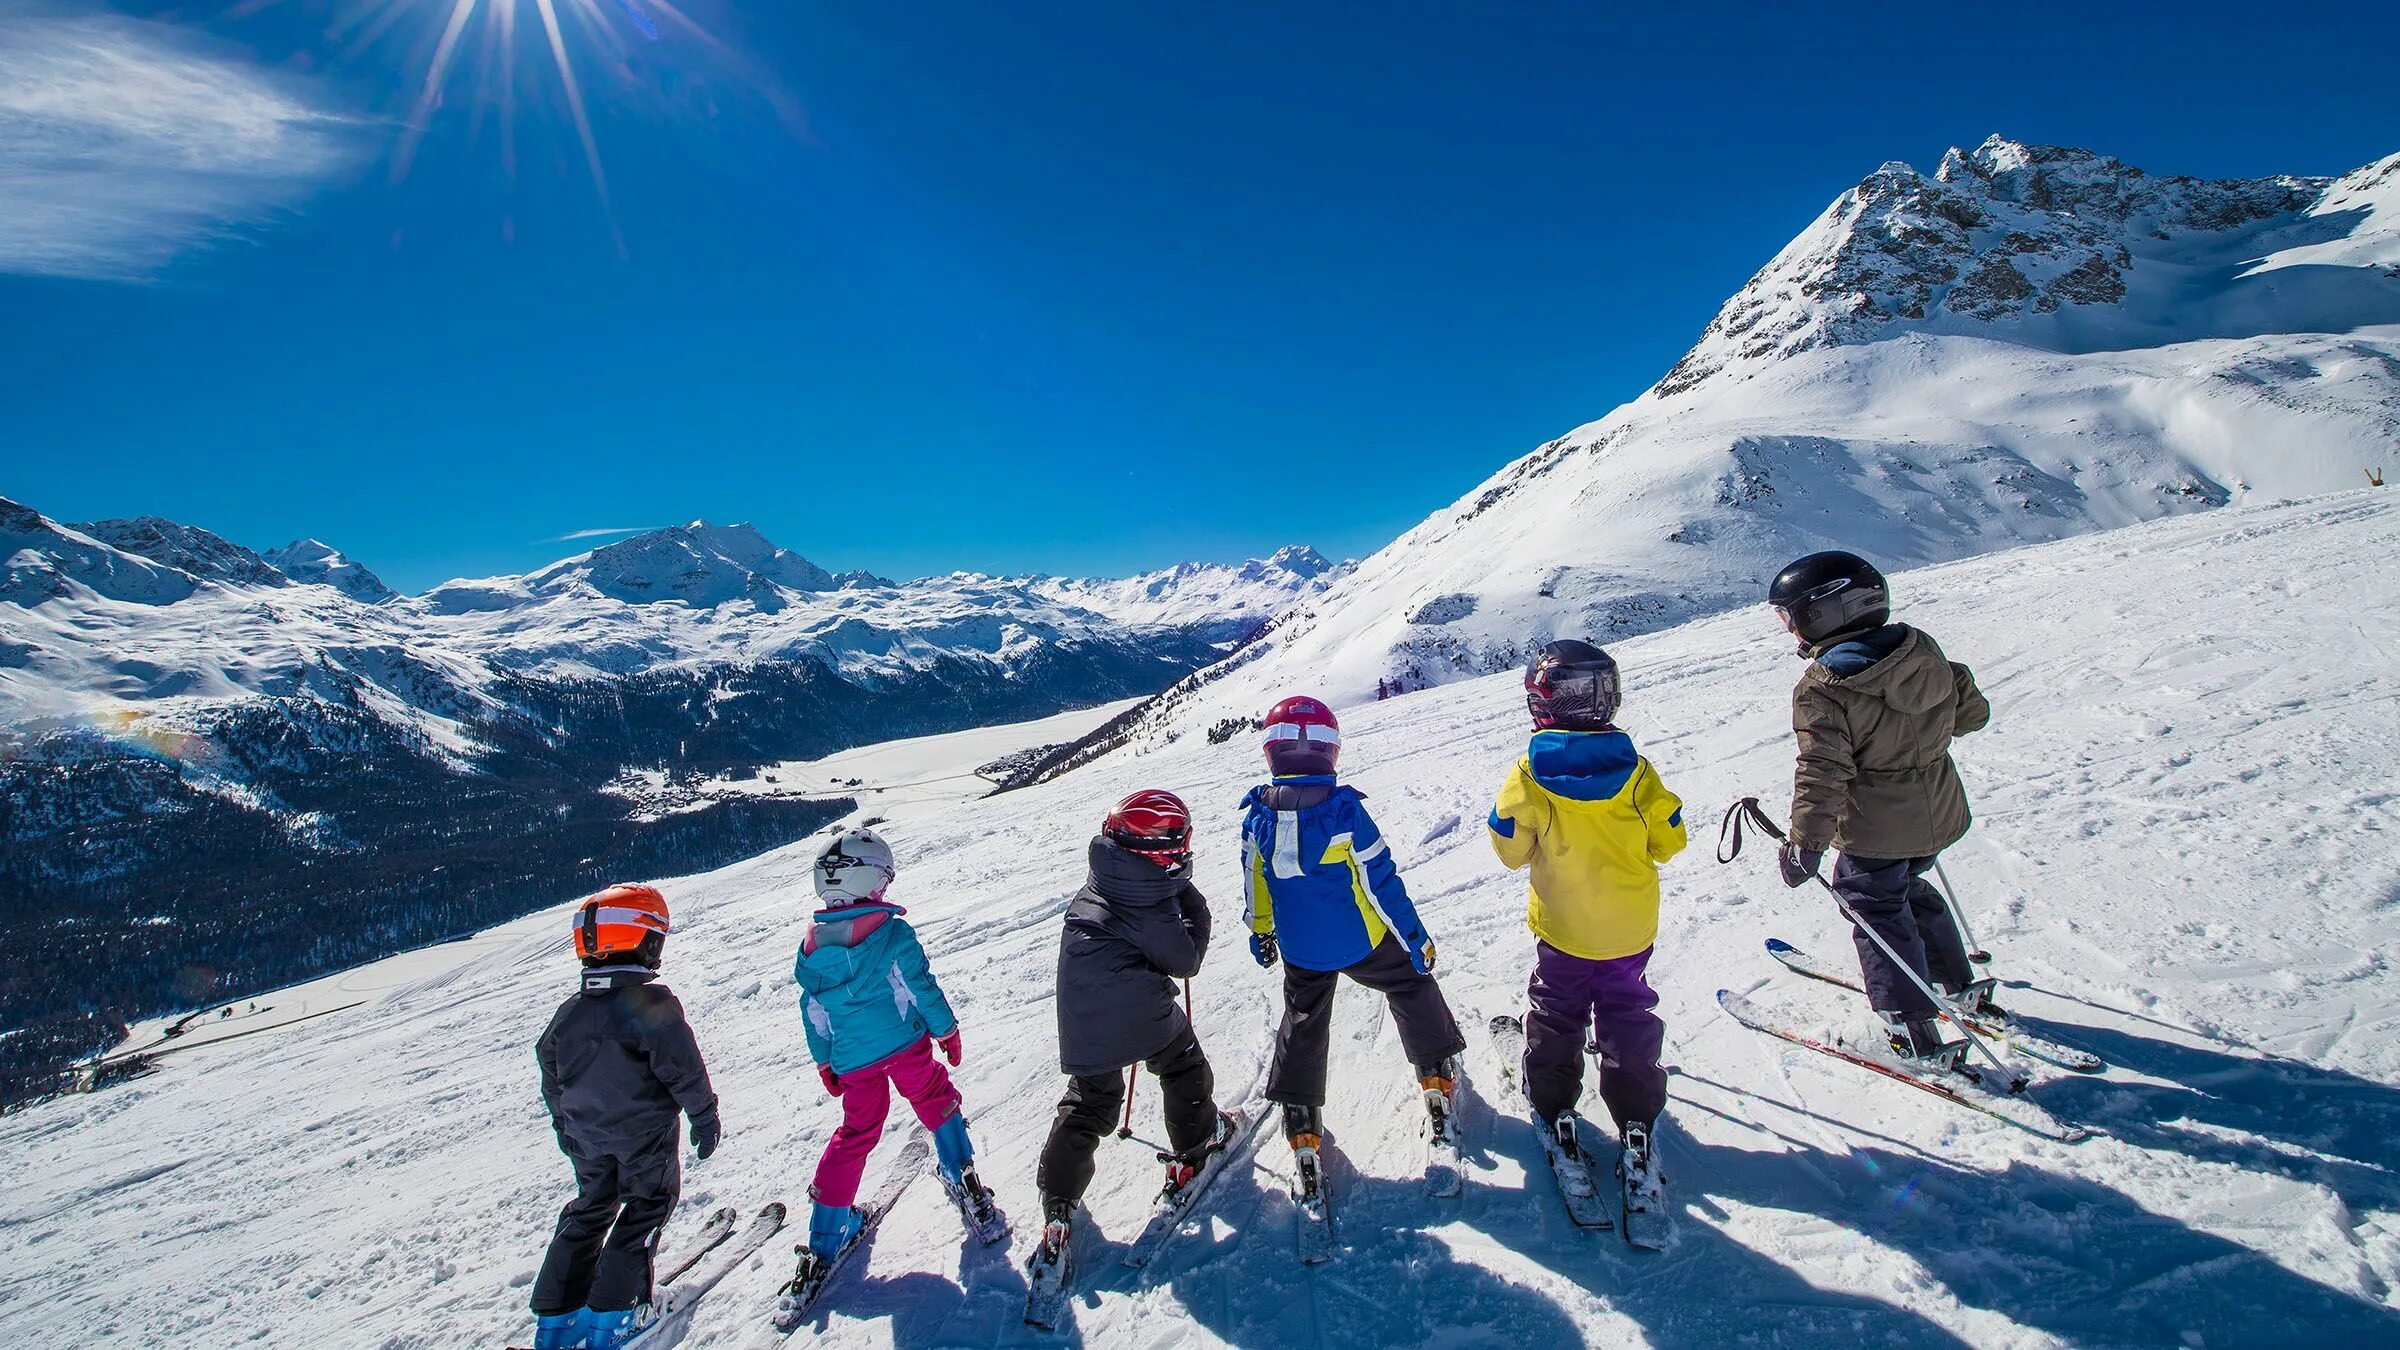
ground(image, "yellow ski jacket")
xmin=1488 ymin=730 xmax=1686 ymax=961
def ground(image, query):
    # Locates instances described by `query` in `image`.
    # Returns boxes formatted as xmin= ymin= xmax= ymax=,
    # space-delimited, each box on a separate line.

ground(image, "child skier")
xmin=1030 ymin=790 xmax=1236 ymax=1267
xmin=794 ymin=827 xmax=997 ymax=1281
xmin=532 ymin=883 xmax=721 ymax=1350
xmin=1243 ymin=697 xmax=1466 ymax=1167
xmin=1765 ymin=550 xmax=1994 ymax=1067
xmin=1488 ymin=641 xmax=1686 ymax=1189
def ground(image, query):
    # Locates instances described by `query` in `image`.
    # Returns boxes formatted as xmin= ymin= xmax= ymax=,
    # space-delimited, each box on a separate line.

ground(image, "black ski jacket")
xmin=539 ymin=965 xmax=718 ymax=1160
xmin=1055 ymin=837 xmax=1213 ymax=1077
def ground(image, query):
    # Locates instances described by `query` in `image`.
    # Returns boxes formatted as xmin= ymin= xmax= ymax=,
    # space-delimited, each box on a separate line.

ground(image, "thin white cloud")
xmin=0 ymin=7 xmax=357 ymax=280
xmin=551 ymin=526 xmax=665 ymax=542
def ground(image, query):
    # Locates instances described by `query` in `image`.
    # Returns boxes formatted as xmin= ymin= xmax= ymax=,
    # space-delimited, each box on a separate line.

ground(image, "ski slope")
xmin=3 ymin=492 xmax=2395 ymax=1348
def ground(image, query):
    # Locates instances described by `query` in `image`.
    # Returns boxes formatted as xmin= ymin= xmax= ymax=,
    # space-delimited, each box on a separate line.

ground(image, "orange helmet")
xmin=573 ymin=883 xmax=671 ymax=962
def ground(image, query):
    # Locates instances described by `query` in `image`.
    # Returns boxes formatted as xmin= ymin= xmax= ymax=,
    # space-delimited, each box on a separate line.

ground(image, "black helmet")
xmin=1525 ymin=640 xmax=1621 ymax=730
xmin=1768 ymin=551 xmax=1889 ymax=647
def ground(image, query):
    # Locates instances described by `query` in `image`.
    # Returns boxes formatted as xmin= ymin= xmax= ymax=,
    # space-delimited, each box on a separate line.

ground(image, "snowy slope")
xmin=1081 ymin=140 xmax=2400 ymax=754
xmin=6 ymin=491 xmax=2394 ymax=1347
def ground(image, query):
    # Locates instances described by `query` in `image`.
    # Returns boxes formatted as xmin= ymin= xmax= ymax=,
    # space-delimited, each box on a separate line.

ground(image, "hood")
xmin=1245 ymin=774 xmax=1340 ymax=813
xmin=1524 ymin=730 xmax=1641 ymax=802
xmin=577 ymin=963 xmax=658 ymax=996
xmin=1809 ymin=625 xmax=1951 ymax=714
xmin=798 ymin=900 xmax=905 ymax=985
xmin=1087 ymin=836 xmax=1188 ymax=906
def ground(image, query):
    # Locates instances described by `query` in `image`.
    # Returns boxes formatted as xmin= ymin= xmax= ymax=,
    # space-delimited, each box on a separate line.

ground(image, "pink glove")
xmin=937 ymin=1030 xmax=963 ymax=1066
xmin=818 ymin=1064 xmax=843 ymax=1098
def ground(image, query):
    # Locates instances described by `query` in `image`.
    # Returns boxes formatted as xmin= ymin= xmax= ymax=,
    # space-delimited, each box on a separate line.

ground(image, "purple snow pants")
xmin=1523 ymin=941 xmax=1667 ymax=1131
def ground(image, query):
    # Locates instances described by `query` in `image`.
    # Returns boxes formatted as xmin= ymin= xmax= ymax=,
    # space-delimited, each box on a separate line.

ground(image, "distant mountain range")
xmin=0 ymin=508 xmax=1345 ymax=1096
xmin=1026 ymin=137 xmax=2400 ymax=774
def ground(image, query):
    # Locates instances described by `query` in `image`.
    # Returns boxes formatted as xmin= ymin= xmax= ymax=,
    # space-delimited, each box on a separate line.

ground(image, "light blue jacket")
xmin=794 ymin=901 xmax=959 ymax=1075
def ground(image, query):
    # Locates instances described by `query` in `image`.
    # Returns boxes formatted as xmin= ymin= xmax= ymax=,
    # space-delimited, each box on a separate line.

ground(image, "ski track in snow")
xmin=3 ymin=493 xmax=2397 ymax=1348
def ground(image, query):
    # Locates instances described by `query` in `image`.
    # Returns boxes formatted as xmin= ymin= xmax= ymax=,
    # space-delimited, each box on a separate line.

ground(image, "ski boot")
xmin=583 ymin=1306 xmax=648 ymax=1350
xmin=1032 ymin=1193 xmax=1076 ymax=1266
xmin=1880 ymin=1012 xmax=1969 ymax=1073
xmin=932 ymin=1112 xmax=1006 ymax=1243
xmin=1948 ymin=976 xmax=2007 ymax=1019
xmin=1283 ymin=1102 xmax=1327 ymax=1201
xmin=1547 ymin=1109 xmax=1590 ymax=1166
xmin=1416 ymin=1052 xmax=1462 ymax=1140
xmin=531 ymin=1310 xmax=589 ymax=1350
xmin=1618 ymin=1120 xmax=1661 ymax=1203
xmin=1156 ymin=1109 xmax=1240 ymax=1206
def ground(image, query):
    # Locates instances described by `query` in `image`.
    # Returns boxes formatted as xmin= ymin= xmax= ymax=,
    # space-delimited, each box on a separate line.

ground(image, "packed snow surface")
xmin=5 ymin=492 xmax=2395 ymax=1347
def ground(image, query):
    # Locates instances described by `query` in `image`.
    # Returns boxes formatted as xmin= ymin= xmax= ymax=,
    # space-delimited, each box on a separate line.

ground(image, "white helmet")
xmin=813 ymin=826 xmax=895 ymax=903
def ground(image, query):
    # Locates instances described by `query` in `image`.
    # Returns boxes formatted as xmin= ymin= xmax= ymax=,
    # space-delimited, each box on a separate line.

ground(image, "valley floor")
xmin=3 ymin=493 xmax=2396 ymax=1348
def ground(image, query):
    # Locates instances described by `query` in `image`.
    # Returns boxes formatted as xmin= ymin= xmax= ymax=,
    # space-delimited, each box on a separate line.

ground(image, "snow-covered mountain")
xmin=261 ymin=539 xmax=397 ymax=604
xmin=1026 ymin=544 xmax=1348 ymax=633
xmin=8 ymin=492 xmax=2393 ymax=1347
xmin=1068 ymin=138 xmax=2400 ymax=761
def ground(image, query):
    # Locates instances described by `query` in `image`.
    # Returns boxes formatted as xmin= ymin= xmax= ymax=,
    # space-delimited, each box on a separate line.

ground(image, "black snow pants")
xmin=1266 ymin=934 xmax=1465 ymax=1108
xmin=1831 ymin=852 xmax=1974 ymax=1019
xmin=1036 ymin=1023 xmax=1217 ymax=1205
xmin=531 ymin=1130 xmax=680 ymax=1315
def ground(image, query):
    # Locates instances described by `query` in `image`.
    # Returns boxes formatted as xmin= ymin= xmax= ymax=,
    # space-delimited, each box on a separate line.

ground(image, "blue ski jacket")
xmin=1241 ymin=776 xmax=1434 ymax=973
xmin=794 ymin=900 xmax=959 ymax=1075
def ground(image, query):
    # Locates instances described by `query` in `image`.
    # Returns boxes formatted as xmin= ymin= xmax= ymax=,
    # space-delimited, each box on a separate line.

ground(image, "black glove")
xmin=689 ymin=1108 xmax=721 ymax=1161
xmin=1250 ymin=932 xmax=1279 ymax=970
xmin=1778 ymin=843 xmax=1824 ymax=889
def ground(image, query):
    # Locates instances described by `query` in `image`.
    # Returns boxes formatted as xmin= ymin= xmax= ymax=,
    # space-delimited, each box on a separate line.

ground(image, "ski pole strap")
xmin=1716 ymin=796 xmax=1787 ymax=864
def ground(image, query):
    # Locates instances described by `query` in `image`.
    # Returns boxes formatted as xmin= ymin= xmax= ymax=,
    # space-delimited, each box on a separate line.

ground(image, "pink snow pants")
xmin=810 ymin=1037 xmax=961 ymax=1207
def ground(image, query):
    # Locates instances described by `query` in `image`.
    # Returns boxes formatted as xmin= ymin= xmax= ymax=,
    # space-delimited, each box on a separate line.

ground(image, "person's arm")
xmin=1951 ymin=662 xmax=1991 ymax=736
xmin=1347 ymin=804 xmax=1432 ymax=967
xmin=1634 ymin=758 xmax=1688 ymax=864
xmin=1178 ymin=883 xmax=1214 ymax=968
xmin=1488 ymin=759 xmax=1547 ymax=871
xmin=537 ymin=1014 xmax=566 ymax=1146
xmin=1244 ymin=825 xmax=1276 ymax=937
xmin=641 ymin=989 xmax=719 ymax=1124
xmin=1789 ymin=686 xmax=1857 ymax=852
xmin=891 ymin=922 xmax=960 ymax=1039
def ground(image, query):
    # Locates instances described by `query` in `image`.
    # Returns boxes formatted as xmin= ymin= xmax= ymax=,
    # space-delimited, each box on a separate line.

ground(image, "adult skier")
xmin=1242 ymin=697 xmax=1466 ymax=1161
xmin=1030 ymin=791 xmax=1236 ymax=1268
xmin=1765 ymin=550 xmax=1995 ymax=1066
xmin=531 ymin=884 xmax=721 ymax=1350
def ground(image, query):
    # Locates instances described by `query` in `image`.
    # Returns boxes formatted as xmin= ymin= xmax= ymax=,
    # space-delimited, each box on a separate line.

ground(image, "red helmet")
xmin=1105 ymin=789 xmax=1194 ymax=869
xmin=1263 ymin=695 xmax=1341 ymax=776
xmin=573 ymin=883 xmax=671 ymax=964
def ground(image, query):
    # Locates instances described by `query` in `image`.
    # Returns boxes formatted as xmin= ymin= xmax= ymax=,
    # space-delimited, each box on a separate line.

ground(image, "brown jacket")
xmin=1789 ymin=625 xmax=1990 ymax=858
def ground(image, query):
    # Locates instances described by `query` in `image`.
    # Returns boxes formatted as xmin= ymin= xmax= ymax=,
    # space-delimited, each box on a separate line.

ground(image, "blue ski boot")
xmin=584 ymin=1306 xmax=646 ymax=1350
xmin=930 ymin=1111 xmax=1005 ymax=1243
xmin=807 ymin=1200 xmax=864 ymax=1260
xmin=931 ymin=1112 xmax=974 ymax=1183
xmin=531 ymin=1310 xmax=588 ymax=1350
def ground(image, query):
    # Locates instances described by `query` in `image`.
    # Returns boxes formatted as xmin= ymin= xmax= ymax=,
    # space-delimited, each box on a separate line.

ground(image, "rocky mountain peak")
xmin=77 ymin=516 xmax=289 ymax=589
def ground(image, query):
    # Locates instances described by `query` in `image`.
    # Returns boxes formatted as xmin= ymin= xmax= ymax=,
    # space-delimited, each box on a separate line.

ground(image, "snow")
xmin=6 ymin=491 xmax=2395 ymax=1347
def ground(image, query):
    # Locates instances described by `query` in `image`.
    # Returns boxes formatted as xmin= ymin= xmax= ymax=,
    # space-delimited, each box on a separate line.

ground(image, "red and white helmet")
xmin=1105 ymin=789 xmax=1194 ymax=870
xmin=1263 ymin=695 xmax=1341 ymax=776
xmin=573 ymin=883 xmax=671 ymax=964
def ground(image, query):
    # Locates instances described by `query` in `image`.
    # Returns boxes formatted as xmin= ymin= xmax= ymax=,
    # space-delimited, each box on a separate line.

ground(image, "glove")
xmin=1250 ymin=932 xmax=1280 ymax=970
xmin=1414 ymin=938 xmax=1438 ymax=975
xmin=1778 ymin=843 xmax=1824 ymax=889
xmin=689 ymin=1109 xmax=721 ymax=1161
xmin=937 ymin=1029 xmax=963 ymax=1066
xmin=818 ymin=1064 xmax=843 ymax=1098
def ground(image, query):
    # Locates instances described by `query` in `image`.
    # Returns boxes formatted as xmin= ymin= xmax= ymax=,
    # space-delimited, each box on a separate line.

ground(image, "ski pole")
xmin=1718 ymin=798 xmax=2016 ymax=1085
xmin=1930 ymin=860 xmax=1993 ymax=965
xmin=1117 ymin=1065 xmax=1138 ymax=1139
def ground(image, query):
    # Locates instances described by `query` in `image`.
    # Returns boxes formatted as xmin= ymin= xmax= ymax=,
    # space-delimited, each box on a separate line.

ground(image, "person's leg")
xmin=1266 ymin=962 xmax=1340 ymax=1107
xmin=530 ymin=1151 xmax=618 ymax=1316
xmin=1345 ymin=936 xmax=1467 ymax=1074
xmin=1146 ymin=1023 xmax=1218 ymax=1158
xmin=1585 ymin=947 xmax=1669 ymax=1132
xmin=588 ymin=1137 xmax=680 ymax=1313
xmin=886 ymin=1038 xmax=973 ymax=1179
xmin=1034 ymin=1069 xmax=1125 ymax=1206
xmin=1905 ymin=856 xmax=1975 ymax=994
xmin=810 ymin=1063 xmax=894 ymax=1208
xmin=1523 ymin=942 xmax=1597 ymax=1122
xmin=1832 ymin=853 xmax=1940 ymax=1018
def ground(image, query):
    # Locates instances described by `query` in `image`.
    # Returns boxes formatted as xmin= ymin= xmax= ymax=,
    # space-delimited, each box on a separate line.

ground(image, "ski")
xmin=937 ymin=1162 xmax=1009 ymax=1247
xmin=1290 ymin=1139 xmax=1335 ymax=1264
xmin=660 ymin=1205 xmax=737 ymax=1285
xmin=1489 ymin=1014 xmax=1612 ymax=1231
xmin=1616 ymin=1126 xmax=1666 ymax=1252
xmin=1122 ymin=1105 xmax=1273 ymax=1271
xmin=1717 ymin=989 xmax=2094 ymax=1144
xmin=769 ymin=1137 xmax=929 ymax=1333
xmin=1765 ymin=939 xmax=2104 ymax=1073
xmin=1021 ymin=1209 xmax=1077 ymax=1332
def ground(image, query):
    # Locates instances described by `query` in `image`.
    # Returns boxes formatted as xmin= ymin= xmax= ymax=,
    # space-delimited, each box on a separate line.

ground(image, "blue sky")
xmin=3 ymin=1 xmax=2392 ymax=592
